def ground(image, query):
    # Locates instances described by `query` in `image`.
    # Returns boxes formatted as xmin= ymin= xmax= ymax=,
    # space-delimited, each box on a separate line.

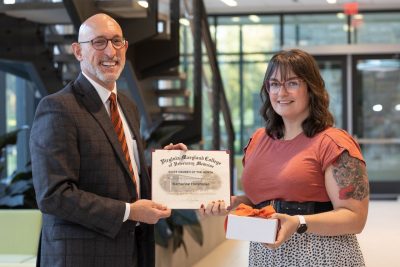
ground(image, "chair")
xmin=0 ymin=209 xmax=41 ymax=267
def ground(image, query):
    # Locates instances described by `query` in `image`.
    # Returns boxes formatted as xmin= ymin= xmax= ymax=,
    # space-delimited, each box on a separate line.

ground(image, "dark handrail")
xmin=193 ymin=0 xmax=202 ymax=133
xmin=196 ymin=0 xmax=236 ymax=192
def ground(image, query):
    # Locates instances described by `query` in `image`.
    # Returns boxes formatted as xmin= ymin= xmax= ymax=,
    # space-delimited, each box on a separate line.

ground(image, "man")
xmin=30 ymin=13 xmax=185 ymax=267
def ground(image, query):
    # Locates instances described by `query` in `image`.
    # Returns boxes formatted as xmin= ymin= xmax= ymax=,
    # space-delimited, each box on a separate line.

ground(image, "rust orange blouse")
xmin=242 ymin=127 xmax=365 ymax=205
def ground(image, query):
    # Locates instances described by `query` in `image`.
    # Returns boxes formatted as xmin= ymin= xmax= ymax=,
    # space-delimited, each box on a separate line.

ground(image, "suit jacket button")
xmin=129 ymin=230 xmax=135 ymax=236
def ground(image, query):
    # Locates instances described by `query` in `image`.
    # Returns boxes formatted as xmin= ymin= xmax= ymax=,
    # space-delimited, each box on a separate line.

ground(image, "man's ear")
xmin=71 ymin=42 xmax=83 ymax=61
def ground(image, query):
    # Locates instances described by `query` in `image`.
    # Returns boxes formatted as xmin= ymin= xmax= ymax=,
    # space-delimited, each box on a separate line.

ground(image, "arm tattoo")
xmin=332 ymin=151 xmax=369 ymax=200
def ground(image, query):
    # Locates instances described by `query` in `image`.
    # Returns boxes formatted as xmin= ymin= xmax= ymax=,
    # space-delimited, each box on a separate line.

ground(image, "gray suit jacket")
xmin=30 ymin=73 xmax=154 ymax=267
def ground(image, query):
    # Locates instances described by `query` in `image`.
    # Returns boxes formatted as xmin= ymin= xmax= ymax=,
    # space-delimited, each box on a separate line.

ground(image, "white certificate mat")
xmin=152 ymin=149 xmax=231 ymax=209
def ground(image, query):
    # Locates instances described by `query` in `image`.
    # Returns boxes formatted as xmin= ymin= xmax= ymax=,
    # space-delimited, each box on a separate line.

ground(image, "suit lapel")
xmin=72 ymin=74 xmax=133 ymax=180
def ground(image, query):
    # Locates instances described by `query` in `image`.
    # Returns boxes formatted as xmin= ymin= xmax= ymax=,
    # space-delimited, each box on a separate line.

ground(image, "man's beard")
xmin=82 ymin=57 xmax=123 ymax=84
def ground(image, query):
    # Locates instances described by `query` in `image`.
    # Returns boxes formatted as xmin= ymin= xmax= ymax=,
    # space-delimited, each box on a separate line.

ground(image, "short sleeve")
xmin=319 ymin=128 xmax=365 ymax=171
xmin=242 ymin=128 xmax=265 ymax=167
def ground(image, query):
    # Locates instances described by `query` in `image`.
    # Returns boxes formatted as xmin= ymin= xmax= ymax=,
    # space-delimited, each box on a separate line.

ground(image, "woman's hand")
xmin=199 ymin=195 xmax=250 ymax=217
xmin=163 ymin=143 xmax=188 ymax=151
xmin=263 ymin=213 xmax=299 ymax=249
xmin=200 ymin=200 xmax=229 ymax=217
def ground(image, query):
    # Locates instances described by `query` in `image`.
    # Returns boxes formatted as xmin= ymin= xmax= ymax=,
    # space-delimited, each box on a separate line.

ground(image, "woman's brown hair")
xmin=260 ymin=49 xmax=334 ymax=139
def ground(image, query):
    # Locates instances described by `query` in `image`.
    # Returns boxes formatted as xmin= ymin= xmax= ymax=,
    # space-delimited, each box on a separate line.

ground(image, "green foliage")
xmin=0 ymin=128 xmax=36 ymax=209
xmin=155 ymin=209 xmax=203 ymax=256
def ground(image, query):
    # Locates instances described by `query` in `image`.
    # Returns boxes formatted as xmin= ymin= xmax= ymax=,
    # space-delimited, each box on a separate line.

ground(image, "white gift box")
xmin=225 ymin=214 xmax=278 ymax=243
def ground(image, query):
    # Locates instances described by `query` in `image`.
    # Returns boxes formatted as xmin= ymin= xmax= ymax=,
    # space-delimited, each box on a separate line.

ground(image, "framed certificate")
xmin=151 ymin=149 xmax=231 ymax=209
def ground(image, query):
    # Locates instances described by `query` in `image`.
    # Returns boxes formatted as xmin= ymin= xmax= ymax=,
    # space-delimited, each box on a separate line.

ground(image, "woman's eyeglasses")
xmin=266 ymin=79 xmax=303 ymax=94
xmin=79 ymin=37 xmax=126 ymax=51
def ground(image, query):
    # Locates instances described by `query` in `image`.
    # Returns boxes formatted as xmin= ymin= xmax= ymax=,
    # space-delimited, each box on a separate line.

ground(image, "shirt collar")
xmin=82 ymin=71 xmax=117 ymax=105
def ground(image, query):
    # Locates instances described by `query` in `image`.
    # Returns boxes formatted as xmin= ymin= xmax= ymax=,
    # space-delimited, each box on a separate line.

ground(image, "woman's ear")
xmin=71 ymin=42 xmax=83 ymax=61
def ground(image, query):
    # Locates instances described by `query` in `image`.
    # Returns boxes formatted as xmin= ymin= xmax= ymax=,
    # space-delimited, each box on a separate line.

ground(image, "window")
xmin=5 ymin=74 xmax=18 ymax=177
xmin=316 ymin=57 xmax=346 ymax=128
xmin=353 ymin=12 xmax=400 ymax=44
xmin=194 ymin=11 xmax=400 ymax=194
xmin=353 ymin=57 xmax=400 ymax=193
xmin=0 ymin=71 xmax=36 ymax=179
xmin=242 ymin=16 xmax=280 ymax=52
xmin=284 ymin=14 xmax=348 ymax=46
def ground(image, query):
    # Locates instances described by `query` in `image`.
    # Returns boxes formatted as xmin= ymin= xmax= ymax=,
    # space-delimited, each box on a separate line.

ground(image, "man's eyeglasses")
xmin=266 ymin=78 xmax=303 ymax=94
xmin=79 ymin=37 xmax=127 ymax=51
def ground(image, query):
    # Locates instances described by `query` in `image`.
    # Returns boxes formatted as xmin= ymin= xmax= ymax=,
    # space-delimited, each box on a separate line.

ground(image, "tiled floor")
xmin=193 ymin=199 xmax=400 ymax=267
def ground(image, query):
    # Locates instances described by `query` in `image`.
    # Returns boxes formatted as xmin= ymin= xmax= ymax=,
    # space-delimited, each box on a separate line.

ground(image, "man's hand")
xmin=129 ymin=199 xmax=171 ymax=224
xmin=163 ymin=143 xmax=188 ymax=151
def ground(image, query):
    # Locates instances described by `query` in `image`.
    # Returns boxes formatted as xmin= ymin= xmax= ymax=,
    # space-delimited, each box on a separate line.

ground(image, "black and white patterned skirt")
xmin=249 ymin=233 xmax=365 ymax=267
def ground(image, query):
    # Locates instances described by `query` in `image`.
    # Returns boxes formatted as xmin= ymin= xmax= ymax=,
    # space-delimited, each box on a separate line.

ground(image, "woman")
xmin=201 ymin=49 xmax=369 ymax=266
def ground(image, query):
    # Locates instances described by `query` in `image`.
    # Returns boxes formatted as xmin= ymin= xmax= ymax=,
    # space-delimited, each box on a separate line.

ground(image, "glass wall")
xmin=0 ymin=71 xmax=36 ymax=180
xmin=201 ymin=10 xmax=400 ymax=193
xmin=316 ymin=57 xmax=346 ymax=129
xmin=353 ymin=12 xmax=400 ymax=44
xmin=3 ymin=73 xmax=18 ymax=177
xmin=284 ymin=14 xmax=348 ymax=46
xmin=213 ymin=16 xmax=281 ymax=152
xmin=353 ymin=57 xmax=400 ymax=193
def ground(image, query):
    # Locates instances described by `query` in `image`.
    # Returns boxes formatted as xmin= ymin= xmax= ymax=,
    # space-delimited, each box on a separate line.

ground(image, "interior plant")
xmin=0 ymin=127 xmax=36 ymax=209
xmin=155 ymin=209 xmax=203 ymax=256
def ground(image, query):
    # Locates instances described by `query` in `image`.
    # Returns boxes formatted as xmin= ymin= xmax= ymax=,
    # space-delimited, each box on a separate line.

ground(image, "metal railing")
xmin=184 ymin=0 xmax=235 ymax=191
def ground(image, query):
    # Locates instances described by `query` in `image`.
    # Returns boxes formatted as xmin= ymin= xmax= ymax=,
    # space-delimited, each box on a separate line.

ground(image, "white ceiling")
xmin=203 ymin=0 xmax=400 ymax=14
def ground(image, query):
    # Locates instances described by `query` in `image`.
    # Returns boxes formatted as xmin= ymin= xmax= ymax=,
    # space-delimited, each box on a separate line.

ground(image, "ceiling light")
xmin=231 ymin=17 xmax=241 ymax=22
xmin=395 ymin=104 xmax=400 ymax=111
xmin=326 ymin=0 xmax=337 ymax=4
xmin=138 ymin=1 xmax=149 ymax=8
xmin=353 ymin=14 xmax=363 ymax=20
xmin=249 ymin=15 xmax=260 ymax=23
xmin=372 ymin=104 xmax=383 ymax=112
xmin=4 ymin=0 xmax=15 ymax=4
xmin=220 ymin=0 xmax=238 ymax=7
xmin=336 ymin=12 xmax=345 ymax=19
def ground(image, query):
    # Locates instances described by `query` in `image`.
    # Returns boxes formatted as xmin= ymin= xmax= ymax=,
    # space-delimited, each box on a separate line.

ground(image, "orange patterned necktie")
xmin=109 ymin=93 xmax=139 ymax=199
